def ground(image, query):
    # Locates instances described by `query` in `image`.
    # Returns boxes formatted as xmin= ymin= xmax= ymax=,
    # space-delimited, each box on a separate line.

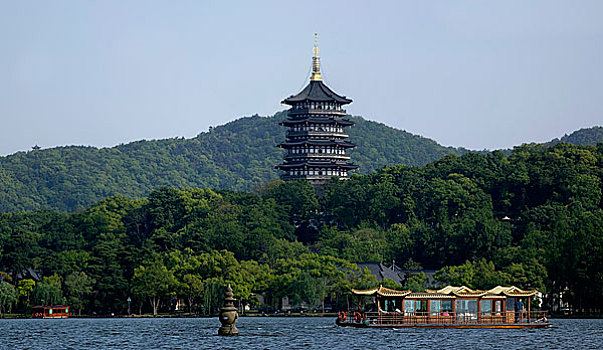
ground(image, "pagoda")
xmin=277 ymin=35 xmax=358 ymax=184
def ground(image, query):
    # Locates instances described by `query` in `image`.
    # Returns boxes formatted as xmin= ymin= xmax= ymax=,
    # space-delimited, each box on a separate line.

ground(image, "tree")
xmin=260 ymin=180 xmax=319 ymax=222
xmin=65 ymin=271 xmax=95 ymax=315
xmin=132 ymin=257 xmax=177 ymax=315
xmin=405 ymin=272 xmax=429 ymax=292
xmin=0 ymin=282 xmax=17 ymax=316
xmin=31 ymin=274 xmax=65 ymax=306
xmin=181 ymin=274 xmax=204 ymax=313
xmin=435 ymin=259 xmax=511 ymax=290
xmin=17 ymin=279 xmax=35 ymax=309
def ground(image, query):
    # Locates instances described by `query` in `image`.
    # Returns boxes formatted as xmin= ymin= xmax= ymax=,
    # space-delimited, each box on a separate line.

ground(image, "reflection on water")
xmin=0 ymin=317 xmax=601 ymax=349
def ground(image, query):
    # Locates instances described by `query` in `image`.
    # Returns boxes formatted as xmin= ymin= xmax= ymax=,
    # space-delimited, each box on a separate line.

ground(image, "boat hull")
xmin=336 ymin=321 xmax=552 ymax=329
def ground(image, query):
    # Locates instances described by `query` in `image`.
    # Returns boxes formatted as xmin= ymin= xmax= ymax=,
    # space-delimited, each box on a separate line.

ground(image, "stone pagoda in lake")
xmin=277 ymin=34 xmax=358 ymax=184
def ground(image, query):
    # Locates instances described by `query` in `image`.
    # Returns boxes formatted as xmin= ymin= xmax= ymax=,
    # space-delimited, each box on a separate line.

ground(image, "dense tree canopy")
xmin=0 ymin=142 xmax=601 ymax=315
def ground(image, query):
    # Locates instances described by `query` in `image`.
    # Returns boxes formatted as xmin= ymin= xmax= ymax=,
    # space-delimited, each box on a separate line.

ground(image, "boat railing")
xmin=346 ymin=310 xmax=548 ymax=325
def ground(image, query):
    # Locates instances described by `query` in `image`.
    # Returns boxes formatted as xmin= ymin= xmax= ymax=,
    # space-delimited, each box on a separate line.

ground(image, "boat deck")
xmin=337 ymin=311 xmax=551 ymax=329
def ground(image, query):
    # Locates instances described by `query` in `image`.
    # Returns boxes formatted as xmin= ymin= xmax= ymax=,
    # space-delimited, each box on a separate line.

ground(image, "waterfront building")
xmin=277 ymin=35 xmax=358 ymax=184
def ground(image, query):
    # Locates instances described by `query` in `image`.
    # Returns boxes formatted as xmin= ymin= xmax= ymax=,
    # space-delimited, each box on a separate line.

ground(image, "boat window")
xmin=495 ymin=300 xmax=502 ymax=315
xmin=417 ymin=300 xmax=427 ymax=313
xmin=481 ymin=300 xmax=492 ymax=316
xmin=430 ymin=300 xmax=452 ymax=315
xmin=455 ymin=299 xmax=478 ymax=316
xmin=442 ymin=300 xmax=453 ymax=313
xmin=430 ymin=300 xmax=441 ymax=315
xmin=506 ymin=298 xmax=515 ymax=311
xmin=404 ymin=300 xmax=415 ymax=314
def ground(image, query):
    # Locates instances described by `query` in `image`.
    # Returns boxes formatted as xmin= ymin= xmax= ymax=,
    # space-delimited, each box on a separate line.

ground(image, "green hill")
xmin=545 ymin=126 xmax=603 ymax=147
xmin=0 ymin=112 xmax=467 ymax=212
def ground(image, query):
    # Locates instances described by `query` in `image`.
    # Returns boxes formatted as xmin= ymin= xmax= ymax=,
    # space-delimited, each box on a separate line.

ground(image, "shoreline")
xmin=1 ymin=313 xmax=601 ymax=320
xmin=0 ymin=312 xmax=339 ymax=320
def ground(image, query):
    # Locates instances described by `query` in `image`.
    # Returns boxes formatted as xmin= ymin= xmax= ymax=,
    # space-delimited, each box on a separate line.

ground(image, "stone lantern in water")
xmin=218 ymin=284 xmax=239 ymax=336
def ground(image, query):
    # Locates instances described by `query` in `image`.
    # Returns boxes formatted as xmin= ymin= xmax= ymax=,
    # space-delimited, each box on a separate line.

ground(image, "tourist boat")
xmin=31 ymin=305 xmax=70 ymax=319
xmin=336 ymin=285 xmax=551 ymax=329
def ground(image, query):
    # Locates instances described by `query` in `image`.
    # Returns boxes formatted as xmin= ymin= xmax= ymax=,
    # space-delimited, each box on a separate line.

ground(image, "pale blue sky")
xmin=1 ymin=1 xmax=602 ymax=155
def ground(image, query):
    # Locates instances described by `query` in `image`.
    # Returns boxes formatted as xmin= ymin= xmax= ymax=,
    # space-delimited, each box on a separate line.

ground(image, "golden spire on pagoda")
xmin=311 ymin=33 xmax=322 ymax=81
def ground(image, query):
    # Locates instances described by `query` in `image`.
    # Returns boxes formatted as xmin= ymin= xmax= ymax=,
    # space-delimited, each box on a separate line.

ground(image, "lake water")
xmin=0 ymin=317 xmax=600 ymax=349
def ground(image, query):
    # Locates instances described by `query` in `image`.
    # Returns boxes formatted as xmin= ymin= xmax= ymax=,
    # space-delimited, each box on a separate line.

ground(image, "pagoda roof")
xmin=282 ymin=80 xmax=352 ymax=105
xmin=277 ymin=160 xmax=358 ymax=170
xmin=280 ymin=117 xmax=354 ymax=126
xmin=279 ymin=140 xmax=356 ymax=148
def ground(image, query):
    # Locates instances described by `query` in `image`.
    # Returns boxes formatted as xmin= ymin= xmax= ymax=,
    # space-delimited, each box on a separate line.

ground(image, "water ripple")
xmin=0 ymin=317 xmax=600 ymax=349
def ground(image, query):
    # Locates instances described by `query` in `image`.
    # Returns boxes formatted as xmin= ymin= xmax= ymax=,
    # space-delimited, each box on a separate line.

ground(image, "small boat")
xmin=31 ymin=305 xmax=71 ymax=319
xmin=336 ymin=285 xmax=551 ymax=329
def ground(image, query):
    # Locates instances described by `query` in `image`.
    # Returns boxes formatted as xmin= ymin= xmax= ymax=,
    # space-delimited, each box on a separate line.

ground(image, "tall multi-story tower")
xmin=277 ymin=35 xmax=358 ymax=184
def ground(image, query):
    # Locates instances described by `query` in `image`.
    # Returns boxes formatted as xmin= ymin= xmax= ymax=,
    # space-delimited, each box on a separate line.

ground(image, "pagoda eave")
xmin=278 ymin=140 xmax=356 ymax=148
xmin=282 ymin=80 xmax=352 ymax=105
xmin=280 ymin=118 xmax=354 ymax=127
xmin=277 ymin=162 xmax=358 ymax=170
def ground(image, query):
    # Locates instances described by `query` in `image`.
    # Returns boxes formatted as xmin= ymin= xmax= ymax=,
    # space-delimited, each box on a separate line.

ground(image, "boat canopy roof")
xmin=351 ymin=285 xmax=411 ymax=297
xmin=425 ymin=285 xmax=538 ymax=298
xmin=352 ymin=285 xmax=538 ymax=298
xmin=485 ymin=285 xmax=539 ymax=297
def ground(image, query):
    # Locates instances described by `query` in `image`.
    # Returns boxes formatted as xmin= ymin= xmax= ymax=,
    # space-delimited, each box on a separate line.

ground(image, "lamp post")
xmin=127 ymin=297 xmax=131 ymax=316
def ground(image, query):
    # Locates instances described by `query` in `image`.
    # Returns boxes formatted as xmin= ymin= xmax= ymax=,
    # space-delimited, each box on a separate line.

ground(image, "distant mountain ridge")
xmin=0 ymin=113 xmax=600 ymax=213
xmin=544 ymin=126 xmax=603 ymax=147
xmin=0 ymin=112 xmax=467 ymax=212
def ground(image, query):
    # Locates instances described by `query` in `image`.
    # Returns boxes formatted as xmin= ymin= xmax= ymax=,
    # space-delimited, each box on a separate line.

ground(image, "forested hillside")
xmin=546 ymin=126 xmax=603 ymax=147
xmin=0 ymin=143 xmax=601 ymax=316
xmin=0 ymin=112 xmax=467 ymax=212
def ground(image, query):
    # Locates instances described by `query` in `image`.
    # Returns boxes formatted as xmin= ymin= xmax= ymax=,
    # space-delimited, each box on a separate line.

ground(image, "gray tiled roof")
xmin=283 ymin=80 xmax=352 ymax=105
